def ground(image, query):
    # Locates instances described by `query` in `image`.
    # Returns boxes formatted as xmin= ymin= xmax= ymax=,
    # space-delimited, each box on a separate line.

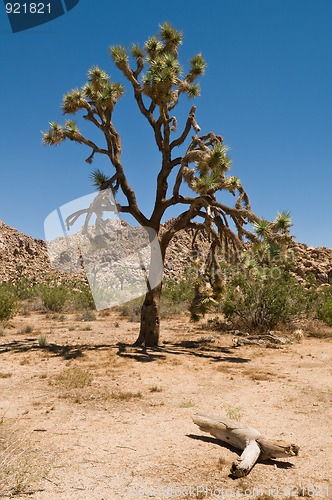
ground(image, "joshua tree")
xmin=43 ymin=23 xmax=290 ymax=346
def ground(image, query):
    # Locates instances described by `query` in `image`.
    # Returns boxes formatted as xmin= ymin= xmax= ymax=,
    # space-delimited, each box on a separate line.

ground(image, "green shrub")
xmin=38 ymin=334 xmax=48 ymax=347
xmin=78 ymin=309 xmax=96 ymax=321
xmin=0 ymin=284 xmax=18 ymax=322
xmin=12 ymin=278 xmax=37 ymax=300
xmin=316 ymin=287 xmax=332 ymax=325
xmin=162 ymin=278 xmax=194 ymax=304
xmin=70 ymin=283 xmax=95 ymax=311
xmin=160 ymin=278 xmax=195 ymax=318
xmin=117 ymin=297 xmax=143 ymax=322
xmin=117 ymin=278 xmax=194 ymax=321
xmin=37 ymin=285 xmax=68 ymax=312
xmin=221 ymin=266 xmax=306 ymax=331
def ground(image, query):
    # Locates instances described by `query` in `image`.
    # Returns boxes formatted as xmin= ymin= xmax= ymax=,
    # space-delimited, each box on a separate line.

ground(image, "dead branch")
xmin=192 ymin=413 xmax=299 ymax=478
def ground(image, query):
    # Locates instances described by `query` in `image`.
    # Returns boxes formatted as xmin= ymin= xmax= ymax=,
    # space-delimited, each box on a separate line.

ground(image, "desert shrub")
xmin=0 ymin=424 xmax=48 ymax=496
xmin=77 ymin=309 xmax=96 ymax=321
xmin=117 ymin=296 xmax=143 ymax=322
xmin=117 ymin=278 xmax=194 ymax=321
xmin=0 ymin=284 xmax=18 ymax=322
xmin=38 ymin=334 xmax=48 ymax=347
xmin=316 ymin=286 xmax=332 ymax=325
xmin=37 ymin=285 xmax=68 ymax=312
xmin=55 ymin=367 xmax=93 ymax=388
xmin=69 ymin=283 xmax=95 ymax=311
xmin=162 ymin=278 xmax=194 ymax=304
xmin=12 ymin=278 xmax=37 ymax=300
xmin=160 ymin=278 xmax=195 ymax=317
xmin=221 ymin=266 xmax=306 ymax=331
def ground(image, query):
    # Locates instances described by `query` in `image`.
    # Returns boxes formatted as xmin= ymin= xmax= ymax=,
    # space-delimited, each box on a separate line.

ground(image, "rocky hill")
xmin=0 ymin=219 xmax=332 ymax=287
xmin=0 ymin=220 xmax=54 ymax=283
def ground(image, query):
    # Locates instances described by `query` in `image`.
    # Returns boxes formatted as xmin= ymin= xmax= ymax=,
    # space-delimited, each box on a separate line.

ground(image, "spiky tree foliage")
xmin=43 ymin=23 xmax=289 ymax=346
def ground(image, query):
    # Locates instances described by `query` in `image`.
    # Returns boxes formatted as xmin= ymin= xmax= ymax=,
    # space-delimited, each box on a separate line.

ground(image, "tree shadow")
xmin=0 ymin=338 xmax=118 ymax=360
xmin=0 ymin=335 xmax=249 ymax=364
xmin=116 ymin=343 xmax=167 ymax=362
xmin=157 ymin=340 xmax=251 ymax=364
xmin=114 ymin=341 xmax=250 ymax=364
xmin=187 ymin=433 xmax=240 ymax=455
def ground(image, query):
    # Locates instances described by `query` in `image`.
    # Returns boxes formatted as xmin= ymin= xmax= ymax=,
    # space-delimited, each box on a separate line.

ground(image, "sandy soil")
xmin=0 ymin=310 xmax=331 ymax=499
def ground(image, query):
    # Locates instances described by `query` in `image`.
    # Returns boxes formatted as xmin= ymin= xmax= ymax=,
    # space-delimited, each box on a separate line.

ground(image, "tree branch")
xmin=170 ymin=105 xmax=200 ymax=150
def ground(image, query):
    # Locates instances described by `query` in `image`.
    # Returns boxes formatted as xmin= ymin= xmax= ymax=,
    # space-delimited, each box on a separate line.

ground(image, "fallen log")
xmin=192 ymin=413 xmax=299 ymax=478
xmin=232 ymin=333 xmax=291 ymax=347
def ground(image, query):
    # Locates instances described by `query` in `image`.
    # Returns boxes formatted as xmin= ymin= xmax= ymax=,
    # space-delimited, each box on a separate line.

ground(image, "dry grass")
xmin=149 ymin=385 xmax=163 ymax=393
xmin=77 ymin=310 xmax=96 ymax=322
xmin=215 ymin=365 xmax=233 ymax=374
xmin=0 ymin=422 xmax=48 ymax=496
xmin=224 ymin=404 xmax=242 ymax=420
xmin=216 ymin=456 xmax=227 ymax=470
xmin=18 ymin=324 xmax=34 ymax=335
xmin=19 ymin=357 xmax=30 ymax=366
xmin=38 ymin=334 xmax=48 ymax=347
xmin=243 ymin=369 xmax=273 ymax=381
xmin=53 ymin=367 xmax=93 ymax=389
xmin=81 ymin=325 xmax=92 ymax=331
xmin=180 ymin=400 xmax=195 ymax=408
xmin=111 ymin=390 xmax=142 ymax=401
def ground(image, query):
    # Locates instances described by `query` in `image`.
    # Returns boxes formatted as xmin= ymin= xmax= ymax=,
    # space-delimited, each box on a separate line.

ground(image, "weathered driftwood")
xmin=232 ymin=333 xmax=291 ymax=347
xmin=192 ymin=414 xmax=299 ymax=478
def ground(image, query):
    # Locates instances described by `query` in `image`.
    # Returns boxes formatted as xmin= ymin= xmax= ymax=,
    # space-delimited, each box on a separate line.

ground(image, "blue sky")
xmin=0 ymin=0 xmax=331 ymax=247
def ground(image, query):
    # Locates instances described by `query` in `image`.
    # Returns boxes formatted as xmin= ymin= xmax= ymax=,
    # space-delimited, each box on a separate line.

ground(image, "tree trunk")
xmin=192 ymin=413 xmax=299 ymax=478
xmin=133 ymin=283 xmax=162 ymax=347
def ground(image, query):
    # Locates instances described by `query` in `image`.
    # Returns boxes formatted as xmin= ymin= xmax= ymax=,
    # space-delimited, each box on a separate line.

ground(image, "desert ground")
xmin=0 ymin=309 xmax=331 ymax=499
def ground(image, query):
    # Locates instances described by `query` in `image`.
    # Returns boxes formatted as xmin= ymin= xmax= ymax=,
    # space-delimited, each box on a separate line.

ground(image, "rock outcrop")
xmin=0 ymin=219 xmax=331 ymax=287
xmin=0 ymin=220 xmax=55 ymax=283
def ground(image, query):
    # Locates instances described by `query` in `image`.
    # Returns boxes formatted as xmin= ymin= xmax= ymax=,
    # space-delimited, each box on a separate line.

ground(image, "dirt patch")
xmin=0 ymin=311 xmax=331 ymax=499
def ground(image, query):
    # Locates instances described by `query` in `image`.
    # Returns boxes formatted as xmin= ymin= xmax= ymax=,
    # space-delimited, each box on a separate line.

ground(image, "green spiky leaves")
xmin=145 ymin=36 xmax=164 ymax=58
xmin=90 ymin=169 xmax=108 ymax=189
xmin=186 ymin=142 xmax=233 ymax=194
xmin=253 ymin=219 xmax=272 ymax=239
xmin=42 ymin=121 xmax=65 ymax=145
xmin=98 ymin=82 xmax=124 ymax=107
xmin=147 ymin=52 xmax=182 ymax=85
xmin=109 ymin=23 xmax=205 ymax=106
xmin=254 ymin=212 xmax=292 ymax=241
xmin=109 ymin=45 xmax=129 ymax=66
xmin=42 ymin=120 xmax=83 ymax=145
xmin=131 ymin=43 xmax=144 ymax=60
xmin=187 ymin=84 xmax=200 ymax=99
xmin=159 ymin=22 xmax=183 ymax=46
xmin=86 ymin=67 xmax=114 ymax=98
xmin=224 ymin=176 xmax=241 ymax=194
xmin=208 ymin=143 xmax=231 ymax=170
xmin=64 ymin=120 xmax=82 ymax=141
xmin=274 ymin=211 xmax=292 ymax=231
xmin=192 ymin=175 xmax=221 ymax=194
xmin=62 ymin=89 xmax=87 ymax=114
xmin=197 ymin=143 xmax=231 ymax=179
xmin=61 ymin=65 xmax=124 ymax=119
xmin=190 ymin=54 xmax=206 ymax=76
